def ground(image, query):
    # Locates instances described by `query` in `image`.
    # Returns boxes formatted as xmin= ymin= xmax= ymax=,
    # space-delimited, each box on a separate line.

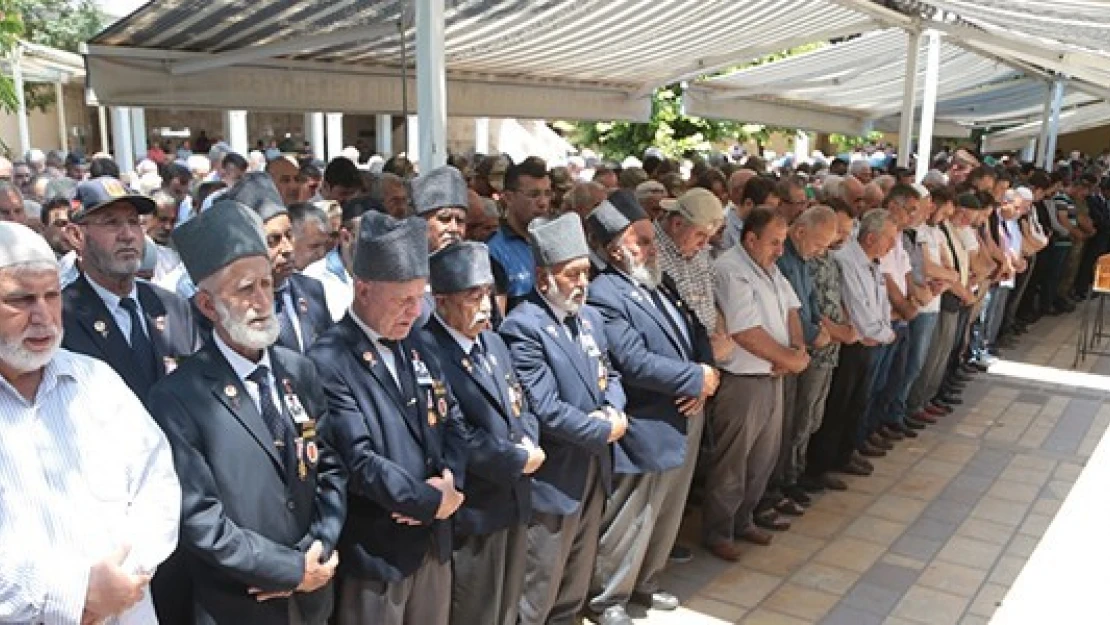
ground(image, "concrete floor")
xmin=633 ymin=309 xmax=1109 ymax=624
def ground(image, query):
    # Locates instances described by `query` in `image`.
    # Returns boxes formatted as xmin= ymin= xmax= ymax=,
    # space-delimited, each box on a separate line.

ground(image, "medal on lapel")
xmin=544 ymin=324 xmax=559 ymax=338
xmin=224 ymin=384 xmax=240 ymax=409
xmin=94 ymin=319 xmax=108 ymax=338
xmin=163 ymin=356 xmax=178 ymax=374
xmin=154 ymin=316 xmax=166 ymax=333
xmin=461 ymin=357 xmax=473 ymax=374
xmin=298 ymin=297 xmax=308 ymax=314
xmin=508 ymin=379 xmax=523 ymax=417
xmin=282 ymin=379 xmax=310 ymax=423
xmin=295 ymin=438 xmax=307 ymax=480
xmin=598 ymin=361 xmax=609 ymax=392
xmin=362 ymin=350 xmax=376 ymax=366
xmin=427 ymin=393 xmax=438 ymax=427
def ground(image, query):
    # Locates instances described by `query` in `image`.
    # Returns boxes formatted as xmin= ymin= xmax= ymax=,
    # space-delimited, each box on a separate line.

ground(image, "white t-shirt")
xmin=914 ymin=225 xmax=943 ymax=313
xmin=879 ymin=234 xmax=911 ymax=296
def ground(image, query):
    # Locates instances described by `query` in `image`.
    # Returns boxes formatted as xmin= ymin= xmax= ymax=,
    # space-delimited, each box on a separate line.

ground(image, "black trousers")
xmin=805 ymin=343 xmax=873 ymax=477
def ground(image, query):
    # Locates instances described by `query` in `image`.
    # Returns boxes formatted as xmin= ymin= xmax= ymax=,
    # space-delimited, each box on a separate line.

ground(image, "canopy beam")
xmin=170 ymin=25 xmax=396 ymax=75
xmin=415 ymin=0 xmax=447 ymax=171
xmin=916 ymin=30 xmax=941 ymax=181
xmin=897 ymin=28 xmax=921 ymax=168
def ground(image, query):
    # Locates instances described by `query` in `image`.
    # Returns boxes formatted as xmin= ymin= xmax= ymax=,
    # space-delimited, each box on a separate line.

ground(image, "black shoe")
xmin=820 ymin=473 xmax=848 ymax=491
xmin=838 ymin=460 xmax=872 ymax=476
xmin=631 ymin=590 xmax=680 ymax=611
xmin=754 ymin=509 xmax=792 ymax=531
xmin=784 ymin=485 xmax=812 ymax=506
xmin=938 ymin=394 xmax=963 ymax=405
xmin=593 ymin=605 xmax=634 ymax=625
xmin=895 ymin=423 xmax=920 ymax=438
xmin=798 ymin=475 xmax=827 ymax=493
xmin=904 ymin=417 xmax=927 ymax=430
xmin=667 ymin=545 xmax=693 ymax=564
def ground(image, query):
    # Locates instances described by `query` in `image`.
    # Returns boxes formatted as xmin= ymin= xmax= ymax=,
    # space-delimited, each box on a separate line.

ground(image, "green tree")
xmin=14 ymin=0 xmax=105 ymax=111
xmin=0 ymin=0 xmax=25 ymax=114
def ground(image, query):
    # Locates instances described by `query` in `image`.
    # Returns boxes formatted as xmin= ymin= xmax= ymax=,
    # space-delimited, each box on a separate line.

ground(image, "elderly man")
xmin=585 ymin=197 xmax=717 ymax=623
xmin=466 ymin=190 xmax=500 ymax=242
xmin=841 ymin=175 xmax=867 ymax=217
xmin=303 ymin=197 xmax=375 ymax=322
xmin=224 ymin=173 xmax=331 ymax=354
xmin=489 ymin=157 xmax=552 ymax=311
xmin=368 ymin=172 xmax=411 ymax=219
xmin=805 ymin=210 xmax=898 ymax=490
xmin=0 ymin=221 xmax=181 ymax=625
xmin=758 ymin=206 xmax=838 ymax=517
xmin=308 ymin=212 xmax=469 ymax=625
xmin=413 ymin=166 xmax=469 ymax=253
xmin=149 ymin=200 xmax=344 ymax=625
xmin=848 ymin=159 xmax=873 ymax=184
xmin=776 ymin=177 xmax=810 ymax=224
xmin=655 ymin=189 xmax=724 ymax=334
xmin=62 ymin=177 xmax=201 ymax=404
xmin=423 ymin=241 xmax=544 ymax=625
xmin=635 ymin=180 xmax=667 ymax=220
xmin=499 ymin=212 xmax=628 ymax=625
xmin=566 ymin=181 xmax=608 ymax=221
xmin=704 ymin=208 xmax=810 ymax=560
xmin=289 ymin=202 xmax=334 ymax=271
xmin=267 ymin=156 xmax=308 ymax=206
xmin=0 ymin=182 xmax=27 ymax=224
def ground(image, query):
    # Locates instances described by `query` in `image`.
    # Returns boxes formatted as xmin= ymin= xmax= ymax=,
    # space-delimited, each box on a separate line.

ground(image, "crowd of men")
xmin=0 ymin=137 xmax=1106 ymax=625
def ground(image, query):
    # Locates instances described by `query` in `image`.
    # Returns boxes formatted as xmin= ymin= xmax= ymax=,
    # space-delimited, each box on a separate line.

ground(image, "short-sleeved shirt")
xmin=487 ymin=225 xmax=536 ymax=307
xmin=714 ymin=244 xmax=801 ymax=375
xmin=776 ymin=237 xmax=821 ymax=346
xmin=878 ymin=233 xmax=912 ymax=296
xmin=914 ymin=224 xmax=944 ymax=314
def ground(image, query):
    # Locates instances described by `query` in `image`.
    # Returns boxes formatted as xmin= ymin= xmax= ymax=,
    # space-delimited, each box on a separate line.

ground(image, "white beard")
xmin=544 ymin=274 xmax=586 ymax=315
xmin=214 ymin=298 xmax=281 ymax=350
xmin=0 ymin=325 xmax=63 ymax=373
xmin=621 ymin=245 xmax=662 ymax=290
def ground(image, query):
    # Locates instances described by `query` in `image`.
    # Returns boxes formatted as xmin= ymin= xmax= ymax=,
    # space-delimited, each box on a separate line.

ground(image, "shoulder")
xmin=56 ymin=348 xmax=122 ymax=383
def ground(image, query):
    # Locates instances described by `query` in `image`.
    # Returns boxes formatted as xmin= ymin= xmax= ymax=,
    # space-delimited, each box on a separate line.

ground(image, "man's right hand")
xmin=517 ymin=437 xmax=546 ymax=475
xmin=296 ymin=541 xmax=338 ymax=593
xmin=84 ymin=545 xmax=150 ymax=621
xmin=428 ymin=469 xmax=465 ymax=519
xmin=700 ymin=365 xmax=721 ymax=397
xmin=606 ymin=410 xmax=628 ymax=443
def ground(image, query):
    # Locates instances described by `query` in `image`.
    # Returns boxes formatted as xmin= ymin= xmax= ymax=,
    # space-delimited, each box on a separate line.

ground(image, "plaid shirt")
xmin=655 ymin=221 xmax=717 ymax=331
xmin=807 ymin=252 xmax=845 ymax=367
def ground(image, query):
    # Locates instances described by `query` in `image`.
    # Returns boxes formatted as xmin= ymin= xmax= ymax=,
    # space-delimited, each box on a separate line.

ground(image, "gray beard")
xmin=0 ymin=326 xmax=63 ymax=373
xmin=214 ymin=298 xmax=281 ymax=351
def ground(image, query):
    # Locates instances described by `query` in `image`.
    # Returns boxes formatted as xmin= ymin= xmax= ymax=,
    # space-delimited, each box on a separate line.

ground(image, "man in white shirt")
xmin=0 ymin=221 xmax=181 ymax=625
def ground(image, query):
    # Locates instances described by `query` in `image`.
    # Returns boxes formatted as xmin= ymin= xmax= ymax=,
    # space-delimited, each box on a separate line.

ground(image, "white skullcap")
xmin=0 ymin=222 xmax=57 ymax=270
xmin=1015 ymin=186 xmax=1034 ymax=202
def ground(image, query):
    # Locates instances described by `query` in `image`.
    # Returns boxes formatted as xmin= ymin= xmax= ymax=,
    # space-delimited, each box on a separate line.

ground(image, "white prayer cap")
xmin=0 ymin=222 xmax=57 ymax=270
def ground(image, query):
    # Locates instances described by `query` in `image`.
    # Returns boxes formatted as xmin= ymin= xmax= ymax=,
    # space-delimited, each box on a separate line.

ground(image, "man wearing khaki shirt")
xmin=703 ymin=208 xmax=810 ymax=561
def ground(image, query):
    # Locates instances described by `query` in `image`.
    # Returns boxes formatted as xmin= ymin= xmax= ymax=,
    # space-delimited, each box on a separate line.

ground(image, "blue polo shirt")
xmin=488 ymin=224 xmax=536 ymax=307
xmin=776 ymin=236 xmax=821 ymax=346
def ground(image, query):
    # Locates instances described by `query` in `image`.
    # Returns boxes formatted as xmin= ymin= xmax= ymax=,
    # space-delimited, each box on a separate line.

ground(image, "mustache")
xmin=24 ymin=324 xmax=59 ymax=340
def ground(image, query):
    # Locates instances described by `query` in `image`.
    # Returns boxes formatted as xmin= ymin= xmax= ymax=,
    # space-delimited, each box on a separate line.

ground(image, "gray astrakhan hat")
xmin=527 ymin=212 xmax=589 ymax=267
xmin=352 ymin=212 xmax=430 ymax=282
xmin=223 ymin=172 xmax=286 ymax=222
xmin=429 ymin=241 xmax=492 ymax=294
xmin=172 ymin=199 xmax=267 ymax=285
xmin=412 ymin=165 xmax=469 ymax=216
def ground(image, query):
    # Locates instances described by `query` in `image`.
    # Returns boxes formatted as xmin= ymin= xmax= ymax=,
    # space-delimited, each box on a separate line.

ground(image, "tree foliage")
xmin=0 ymin=0 xmax=24 ymax=114
xmin=12 ymin=0 xmax=106 ymax=111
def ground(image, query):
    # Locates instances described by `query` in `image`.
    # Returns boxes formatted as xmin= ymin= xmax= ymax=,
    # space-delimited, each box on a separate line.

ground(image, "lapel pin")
xmin=163 ymin=356 xmax=178 ymax=374
xmin=362 ymin=350 xmax=376 ymax=365
xmin=544 ymin=324 xmax=558 ymax=338
xmin=93 ymin=320 xmax=108 ymax=338
xmin=298 ymin=297 xmax=308 ymax=314
xmin=461 ymin=357 xmax=472 ymax=373
xmin=224 ymin=384 xmax=238 ymax=399
xmin=154 ymin=316 xmax=166 ymax=332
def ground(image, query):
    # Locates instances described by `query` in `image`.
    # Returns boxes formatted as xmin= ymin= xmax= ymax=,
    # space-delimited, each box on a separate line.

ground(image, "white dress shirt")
xmin=303 ymin=251 xmax=353 ymax=323
xmin=212 ymin=333 xmax=283 ymax=415
xmin=85 ymin=275 xmax=148 ymax=343
xmin=0 ymin=349 xmax=181 ymax=625
xmin=349 ymin=309 xmax=401 ymax=387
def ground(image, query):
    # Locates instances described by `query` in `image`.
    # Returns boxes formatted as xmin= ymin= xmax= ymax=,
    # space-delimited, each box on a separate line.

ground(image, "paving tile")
xmin=788 ymin=509 xmax=853 ymax=539
xmin=878 ymin=553 xmax=928 ymax=571
xmin=840 ymin=581 xmax=904 ymax=616
xmin=1017 ymin=512 xmax=1053 ymax=537
xmin=770 ymin=531 xmax=827 ymax=558
xmin=1042 ymin=479 xmax=1073 ymax=500
xmin=987 ymin=554 xmax=1028 ymax=586
xmin=889 ymin=586 xmax=971 ymax=625
xmin=857 ymin=562 xmax=920 ymax=592
xmin=1053 ymin=461 xmax=1085 ymax=481
xmin=741 ymin=608 xmax=811 ymax=625
xmin=887 ymin=473 xmax=950 ymax=501
xmin=819 ymin=604 xmax=885 ymax=625
xmin=789 ymin=562 xmax=860 ymax=595
xmin=819 ymin=491 xmax=877 ymax=516
xmin=889 ymin=534 xmax=943 ymax=561
xmin=969 ymin=497 xmax=1029 ymax=527
xmin=812 ymin=537 xmax=887 ymax=573
xmin=760 ymin=583 xmax=839 ymax=621
xmin=913 ymin=458 xmax=968 ymax=478
xmin=967 ymin=582 xmax=1009 ymax=618
xmin=1004 ymin=533 xmax=1040 ymax=558
xmin=840 ymin=473 xmax=897 ymax=495
xmin=999 ymin=466 xmax=1053 ymax=487
xmin=904 ymin=515 xmax=959 ymax=542
xmin=842 ymin=515 xmax=908 ymax=547
xmin=920 ymin=498 xmax=974 ymax=524
xmin=1030 ymin=497 xmax=1062 ymax=516
xmin=915 ymin=560 xmax=988 ymax=597
xmin=956 ymin=517 xmax=1016 ymax=546
xmin=935 ymin=536 xmax=1004 ymax=570
xmin=735 ymin=544 xmax=811 ymax=577
xmin=985 ymin=479 xmax=1042 ymax=503
xmin=700 ymin=567 xmax=783 ymax=608
xmin=672 ymin=596 xmax=748 ymax=623
xmin=865 ymin=495 xmax=928 ymax=524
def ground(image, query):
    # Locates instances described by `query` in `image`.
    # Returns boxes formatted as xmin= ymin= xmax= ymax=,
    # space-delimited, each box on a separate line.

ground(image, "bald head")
xmin=842 ymin=175 xmax=865 ymax=216
xmin=863 ymin=182 xmax=884 ymax=210
xmin=728 ymin=169 xmax=756 ymax=206
xmin=567 ymin=181 xmax=607 ymax=219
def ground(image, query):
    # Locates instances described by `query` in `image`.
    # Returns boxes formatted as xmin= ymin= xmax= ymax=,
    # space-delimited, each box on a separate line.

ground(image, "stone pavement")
xmin=633 ymin=309 xmax=1110 ymax=625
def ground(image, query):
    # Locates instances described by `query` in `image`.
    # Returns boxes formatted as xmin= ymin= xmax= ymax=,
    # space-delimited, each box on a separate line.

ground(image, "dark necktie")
xmin=247 ymin=364 xmax=296 ymax=472
xmin=648 ymin=288 xmax=692 ymax=356
xmin=274 ymin=286 xmax=301 ymax=352
xmin=564 ymin=314 xmax=581 ymax=345
xmin=380 ymin=339 xmax=416 ymax=404
xmin=119 ymin=297 xmax=157 ymax=376
xmin=470 ymin=341 xmax=493 ymax=377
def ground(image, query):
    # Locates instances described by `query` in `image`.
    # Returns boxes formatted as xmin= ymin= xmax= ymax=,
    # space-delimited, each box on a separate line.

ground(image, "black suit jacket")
xmin=423 ymin=317 xmax=538 ymax=537
xmin=63 ymin=273 xmax=201 ymax=403
xmin=587 ymin=268 xmax=713 ymax=474
xmin=498 ymin=291 xmax=625 ymax=516
xmin=148 ymin=342 xmax=347 ymax=625
xmin=307 ymin=314 xmax=470 ymax=583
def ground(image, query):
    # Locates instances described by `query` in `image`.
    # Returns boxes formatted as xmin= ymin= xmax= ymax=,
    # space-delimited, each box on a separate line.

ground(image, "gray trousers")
xmin=764 ymin=365 xmax=832 ymax=501
xmin=336 ymin=554 xmax=451 ymax=625
xmin=450 ymin=525 xmax=527 ymax=625
xmin=588 ymin=411 xmax=703 ymax=612
xmin=519 ymin=459 xmax=604 ymax=625
xmin=908 ymin=308 xmax=960 ymax=413
xmin=703 ymin=375 xmax=783 ymax=546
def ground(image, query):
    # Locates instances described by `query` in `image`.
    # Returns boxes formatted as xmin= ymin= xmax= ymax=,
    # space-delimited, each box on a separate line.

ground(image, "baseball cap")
xmin=72 ymin=176 xmax=155 ymax=222
xmin=659 ymin=187 xmax=724 ymax=228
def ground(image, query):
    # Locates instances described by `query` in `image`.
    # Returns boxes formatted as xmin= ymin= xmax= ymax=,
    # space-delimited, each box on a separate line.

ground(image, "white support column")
xmin=416 ymin=0 xmax=447 ymax=172
xmin=897 ymin=29 xmax=922 ymax=168
xmin=54 ymin=83 xmax=68 ymax=153
xmin=325 ymin=113 xmax=344 ymax=161
xmin=794 ymin=130 xmax=809 ymax=163
xmin=1021 ymin=137 xmax=1037 ymax=162
xmin=110 ymin=106 xmax=134 ymax=173
xmin=224 ymin=110 xmax=249 ymax=155
xmin=1036 ymin=81 xmax=1054 ymax=166
xmin=1043 ymin=79 xmax=1065 ymax=170
xmin=407 ymin=115 xmax=420 ymax=163
xmin=97 ymin=106 xmax=109 ymax=154
xmin=915 ymin=30 xmax=941 ymax=182
xmin=375 ymin=114 xmax=393 ymax=157
xmin=306 ymin=112 xmax=325 ymax=160
xmin=474 ymin=117 xmax=490 ymax=155
xmin=11 ymin=47 xmax=30 ymax=158
xmin=130 ymin=107 xmax=147 ymax=160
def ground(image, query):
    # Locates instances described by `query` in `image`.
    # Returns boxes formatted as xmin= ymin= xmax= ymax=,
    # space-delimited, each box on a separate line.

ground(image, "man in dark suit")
xmin=62 ymin=176 xmax=202 ymax=403
xmin=307 ymin=212 xmax=469 ymax=625
xmin=584 ymin=195 xmax=718 ymax=624
xmin=499 ymin=212 xmax=628 ymax=625
xmin=148 ymin=199 xmax=346 ymax=625
xmin=422 ymin=241 xmax=545 ymax=625
xmin=224 ymin=172 xmax=331 ymax=353
xmin=412 ymin=164 xmax=470 ymax=329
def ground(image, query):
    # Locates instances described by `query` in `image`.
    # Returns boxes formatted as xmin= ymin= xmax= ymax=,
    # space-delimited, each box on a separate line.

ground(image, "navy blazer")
xmin=588 ymin=268 xmax=714 ymax=474
xmin=148 ymin=342 xmax=347 ymax=625
xmin=192 ymin=273 xmax=331 ymax=353
xmin=63 ymin=273 xmax=202 ymax=403
xmin=498 ymin=291 xmax=625 ymax=517
xmin=307 ymin=314 xmax=470 ymax=583
xmin=423 ymin=316 xmax=539 ymax=537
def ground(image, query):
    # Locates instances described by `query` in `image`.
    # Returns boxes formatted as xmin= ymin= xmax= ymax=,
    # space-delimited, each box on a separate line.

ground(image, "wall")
xmin=1056 ymin=124 xmax=1110 ymax=158
xmin=0 ymin=83 xmax=96 ymax=157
